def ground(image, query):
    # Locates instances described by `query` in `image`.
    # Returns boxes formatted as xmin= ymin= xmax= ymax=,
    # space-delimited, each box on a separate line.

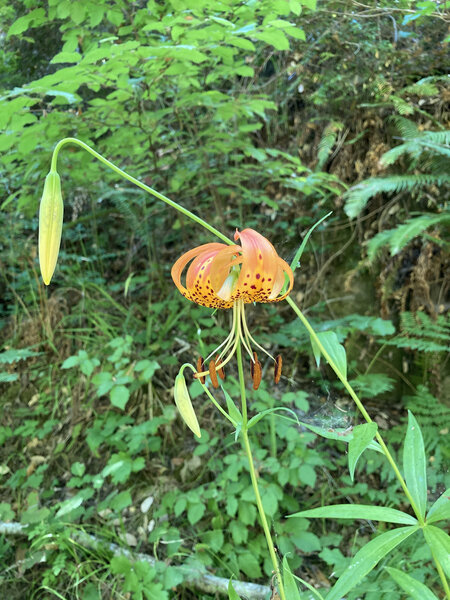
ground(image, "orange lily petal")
xmin=171 ymin=229 xmax=294 ymax=308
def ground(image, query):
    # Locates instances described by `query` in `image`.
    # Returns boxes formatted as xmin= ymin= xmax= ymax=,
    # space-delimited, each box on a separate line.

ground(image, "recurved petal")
xmin=268 ymin=257 xmax=294 ymax=301
xmin=233 ymin=228 xmax=287 ymax=303
xmin=171 ymin=243 xmax=225 ymax=296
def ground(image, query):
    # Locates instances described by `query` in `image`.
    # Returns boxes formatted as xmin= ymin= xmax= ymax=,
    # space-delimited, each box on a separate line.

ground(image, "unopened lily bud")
xmin=174 ymin=371 xmax=201 ymax=438
xmin=39 ymin=170 xmax=63 ymax=285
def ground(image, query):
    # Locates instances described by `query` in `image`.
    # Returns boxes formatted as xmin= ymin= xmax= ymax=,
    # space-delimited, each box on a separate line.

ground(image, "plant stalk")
xmin=286 ymin=296 xmax=426 ymax=525
xmin=236 ymin=342 xmax=286 ymax=600
xmin=50 ymin=138 xmax=234 ymax=246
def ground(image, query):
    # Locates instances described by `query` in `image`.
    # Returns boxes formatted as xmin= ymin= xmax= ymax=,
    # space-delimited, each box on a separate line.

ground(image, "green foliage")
xmin=1 ymin=0 xmax=448 ymax=598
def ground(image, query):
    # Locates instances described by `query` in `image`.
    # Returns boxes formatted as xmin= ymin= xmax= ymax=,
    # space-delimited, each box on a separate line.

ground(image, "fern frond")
xmin=367 ymin=213 xmax=450 ymax=260
xmin=344 ymin=174 xmax=450 ymax=219
xmin=316 ymin=122 xmax=343 ymax=171
xmin=401 ymin=385 xmax=450 ymax=451
xmin=401 ymin=82 xmax=439 ymax=97
xmin=385 ymin=312 xmax=450 ymax=353
xmin=388 ymin=116 xmax=419 ymax=139
xmin=381 ymin=130 xmax=450 ymax=166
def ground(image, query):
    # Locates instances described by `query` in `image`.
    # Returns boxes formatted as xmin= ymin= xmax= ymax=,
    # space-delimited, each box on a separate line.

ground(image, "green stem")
xmin=286 ymin=296 xmax=425 ymax=526
xmin=50 ymin=138 xmax=233 ymax=246
xmin=236 ymin=343 xmax=286 ymax=600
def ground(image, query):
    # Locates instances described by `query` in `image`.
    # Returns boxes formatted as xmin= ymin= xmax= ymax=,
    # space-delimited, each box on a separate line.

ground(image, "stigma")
xmin=194 ymin=298 xmax=282 ymax=390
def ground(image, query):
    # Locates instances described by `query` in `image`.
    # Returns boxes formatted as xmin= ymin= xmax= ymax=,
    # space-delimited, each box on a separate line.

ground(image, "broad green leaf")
xmin=311 ymin=331 xmax=347 ymax=380
xmin=326 ymin=526 xmax=419 ymax=600
xmin=227 ymin=579 xmax=242 ymax=600
xmin=386 ymin=567 xmax=439 ymax=600
xmin=283 ymin=556 xmax=302 ymax=599
xmin=110 ymin=385 xmax=130 ymax=410
xmin=423 ymin=526 xmax=450 ymax=578
xmin=300 ymin=0 xmax=317 ymax=8
xmin=403 ymin=411 xmax=427 ymax=518
xmin=253 ymin=29 xmax=290 ymax=50
xmin=348 ymin=422 xmax=378 ymax=480
xmin=289 ymin=504 xmax=417 ymax=525
xmin=426 ymin=488 xmax=450 ymax=524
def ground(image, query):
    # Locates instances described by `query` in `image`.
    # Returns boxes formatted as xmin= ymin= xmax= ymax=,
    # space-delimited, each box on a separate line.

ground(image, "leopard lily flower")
xmin=171 ymin=228 xmax=294 ymax=389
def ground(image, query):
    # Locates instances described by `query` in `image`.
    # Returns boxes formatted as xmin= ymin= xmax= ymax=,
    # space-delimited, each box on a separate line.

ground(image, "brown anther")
xmin=274 ymin=354 xmax=282 ymax=384
xmin=209 ymin=360 xmax=220 ymax=388
xmin=196 ymin=356 xmax=205 ymax=384
xmin=251 ymin=352 xmax=262 ymax=390
xmin=215 ymin=355 xmax=225 ymax=380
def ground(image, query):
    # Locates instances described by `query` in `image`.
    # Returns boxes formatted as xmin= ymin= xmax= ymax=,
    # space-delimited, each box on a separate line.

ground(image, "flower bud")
xmin=39 ymin=170 xmax=63 ymax=285
xmin=174 ymin=371 xmax=201 ymax=438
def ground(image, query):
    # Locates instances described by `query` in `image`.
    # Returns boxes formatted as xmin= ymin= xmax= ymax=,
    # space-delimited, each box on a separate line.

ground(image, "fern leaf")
xmin=389 ymin=116 xmax=419 ymax=139
xmin=367 ymin=213 xmax=449 ymax=260
xmin=344 ymin=175 xmax=450 ymax=219
xmin=316 ymin=122 xmax=343 ymax=171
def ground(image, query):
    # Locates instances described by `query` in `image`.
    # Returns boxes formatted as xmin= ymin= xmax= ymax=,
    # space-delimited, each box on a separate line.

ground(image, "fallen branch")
xmin=0 ymin=521 xmax=271 ymax=599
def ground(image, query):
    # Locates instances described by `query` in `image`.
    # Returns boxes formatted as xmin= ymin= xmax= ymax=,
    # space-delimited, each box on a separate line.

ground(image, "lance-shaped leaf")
xmin=348 ymin=422 xmax=378 ymax=481
xmin=423 ymin=525 xmax=450 ymax=578
xmin=311 ymin=331 xmax=347 ymax=380
xmin=227 ymin=579 xmax=242 ymax=600
xmin=386 ymin=567 xmax=440 ymax=600
xmin=39 ymin=170 xmax=63 ymax=285
xmin=326 ymin=526 xmax=419 ymax=600
xmin=289 ymin=504 xmax=417 ymax=525
xmin=283 ymin=556 xmax=303 ymax=599
xmin=174 ymin=371 xmax=201 ymax=438
xmin=426 ymin=487 xmax=450 ymax=524
xmin=403 ymin=411 xmax=427 ymax=519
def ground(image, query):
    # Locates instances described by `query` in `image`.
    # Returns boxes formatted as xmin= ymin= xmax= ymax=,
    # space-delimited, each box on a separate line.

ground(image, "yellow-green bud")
xmin=39 ymin=170 xmax=63 ymax=285
xmin=174 ymin=371 xmax=201 ymax=438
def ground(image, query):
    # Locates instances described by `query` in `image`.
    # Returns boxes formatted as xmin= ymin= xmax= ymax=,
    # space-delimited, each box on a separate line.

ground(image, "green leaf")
xmin=187 ymin=502 xmax=205 ymax=525
xmin=227 ymin=579 xmax=242 ymax=600
xmin=61 ymin=355 xmax=79 ymax=369
xmin=385 ymin=567 xmax=440 ymax=600
xmin=326 ymin=526 xmax=419 ymax=600
xmin=290 ymin=212 xmax=332 ymax=271
xmin=300 ymin=0 xmax=317 ymax=8
xmin=311 ymin=331 xmax=347 ymax=380
xmin=423 ymin=526 xmax=450 ymax=578
xmin=56 ymin=494 xmax=84 ymax=518
xmin=348 ymin=422 xmax=378 ymax=480
xmin=289 ymin=505 xmax=417 ymax=525
xmin=238 ymin=552 xmax=262 ymax=579
xmin=403 ymin=411 xmax=427 ymax=518
xmin=110 ymin=385 xmax=130 ymax=410
xmin=7 ymin=8 xmax=46 ymax=37
xmin=50 ymin=52 xmax=81 ymax=64
xmin=253 ymin=29 xmax=290 ymax=50
xmin=109 ymin=490 xmax=132 ymax=512
xmin=223 ymin=387 xmax=242 ymax=425
xmin=426 ymin=488 xmax=450 ymax=524
xmin=283 ymin=556 xmax=302 ymax=599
